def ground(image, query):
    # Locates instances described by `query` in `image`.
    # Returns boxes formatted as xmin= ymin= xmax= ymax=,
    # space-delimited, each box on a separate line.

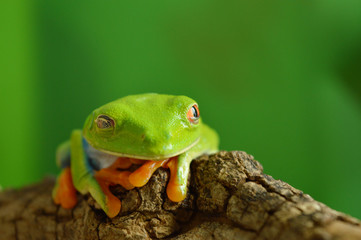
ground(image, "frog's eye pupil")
xmin=192 ymin=106 xmax=199 ymax=118
xmin=96 ymin=115 xmax=115 ymax=129
xmin=187 ymin=104 xmax=200 ymax=124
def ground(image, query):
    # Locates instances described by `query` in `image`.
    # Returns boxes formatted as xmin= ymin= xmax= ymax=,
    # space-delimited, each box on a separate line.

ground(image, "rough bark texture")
xmin=1 ymin=151 xmax=360 ymax=240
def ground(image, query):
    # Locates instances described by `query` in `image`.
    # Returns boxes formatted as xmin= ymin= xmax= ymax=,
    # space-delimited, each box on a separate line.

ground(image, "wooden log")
xmin=0 ymin=151 xmax=360 ymax=240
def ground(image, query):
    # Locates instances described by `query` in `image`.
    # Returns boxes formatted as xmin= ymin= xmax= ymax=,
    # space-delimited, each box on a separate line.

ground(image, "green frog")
xmin=53 ymin=93 xmax=219 ymax=218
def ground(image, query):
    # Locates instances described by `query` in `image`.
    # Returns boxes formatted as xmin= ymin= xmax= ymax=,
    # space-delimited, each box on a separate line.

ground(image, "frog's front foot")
xmin=91 ymin=156 xmax=189 ymax=217
xmin=94 ymin=158 xmax=136 ymax=217
xmin=53 ymin=167 xmax=77 ymax=209
xmin=128 ymin=156 xmax=188 ymax=202
xmin=95 ymin=169 xmax=134 ymax=190
xmin=166 ymin=157 xmax=188 ymax=202
xmin=128 ymin=158 xmax=169 ymax=187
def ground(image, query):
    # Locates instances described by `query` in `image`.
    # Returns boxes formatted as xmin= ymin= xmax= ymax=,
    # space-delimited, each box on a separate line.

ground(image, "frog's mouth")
xmin=89 ymin=137 xmax=200 ymax=161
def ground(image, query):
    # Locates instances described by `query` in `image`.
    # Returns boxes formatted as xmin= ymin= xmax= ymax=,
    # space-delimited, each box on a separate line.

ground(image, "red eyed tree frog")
xmin=52 ymin=93 xmax=219 ymax=218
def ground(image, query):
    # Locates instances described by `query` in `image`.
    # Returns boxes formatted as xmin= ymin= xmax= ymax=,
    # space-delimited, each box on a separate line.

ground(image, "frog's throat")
xmin=85 ymin=137 xmax=200 ymax=160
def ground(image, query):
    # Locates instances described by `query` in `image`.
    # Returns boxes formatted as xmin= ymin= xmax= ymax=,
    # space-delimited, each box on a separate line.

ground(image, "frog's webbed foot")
xmin=128 ymin=158 xmax=169 ymax=187
xmin=52 ymin=167 xmax=77 ymax=209
xmin=127 ymin=156 xmax=190 ymax=202
xmin=95 ymin=157 xmax=170 ymax=216
xmin=94 ymin=157 xmax=136 ymax=190
xmin=93 ymin=158 xmax=136 ymax=217
xmin=95 ymin=168 xmax=134 ymax=190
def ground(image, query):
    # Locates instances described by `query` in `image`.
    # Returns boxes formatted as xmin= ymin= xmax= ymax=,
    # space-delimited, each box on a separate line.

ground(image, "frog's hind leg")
xmin=52 ymin=167 xmax=77 ymax=209
xmin=53 ymin=141 xmax=77 ymax=209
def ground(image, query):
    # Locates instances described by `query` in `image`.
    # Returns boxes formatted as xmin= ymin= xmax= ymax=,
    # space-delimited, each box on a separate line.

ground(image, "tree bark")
xmin=0 ymin=151 xmax=360 ymax=240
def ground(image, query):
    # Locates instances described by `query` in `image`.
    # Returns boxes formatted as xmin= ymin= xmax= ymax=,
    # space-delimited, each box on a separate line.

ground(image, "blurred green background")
xmin=1 ymin=1 xmax=361 ymax=218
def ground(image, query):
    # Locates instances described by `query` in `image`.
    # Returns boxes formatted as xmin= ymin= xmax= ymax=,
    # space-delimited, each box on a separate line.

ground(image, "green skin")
xmin=53 ymin=93 xmax=219 ymax=216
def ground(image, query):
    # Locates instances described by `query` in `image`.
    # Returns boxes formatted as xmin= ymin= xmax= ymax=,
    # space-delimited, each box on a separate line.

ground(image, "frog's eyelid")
xmin=96 ymin=115 xmax=115 ymax=129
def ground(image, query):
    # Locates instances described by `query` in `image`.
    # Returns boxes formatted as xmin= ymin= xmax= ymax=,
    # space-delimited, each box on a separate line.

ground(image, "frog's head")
xmin=83 ymin=93 xmax=201 ymax=160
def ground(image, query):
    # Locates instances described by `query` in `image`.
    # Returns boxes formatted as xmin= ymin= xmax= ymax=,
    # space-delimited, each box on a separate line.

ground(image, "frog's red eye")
xmin=187 ymin=104 xmax=200 ymax=124
xmin=96 ymin=115 xmax=115 ymax=129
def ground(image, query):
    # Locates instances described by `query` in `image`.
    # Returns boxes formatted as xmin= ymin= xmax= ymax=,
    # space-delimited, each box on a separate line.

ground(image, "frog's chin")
xmin=89 ymin=137 xmax=200 ymax=160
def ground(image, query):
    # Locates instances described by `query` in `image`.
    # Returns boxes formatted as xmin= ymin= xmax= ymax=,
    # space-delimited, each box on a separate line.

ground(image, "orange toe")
xmin=54 ymin=167 xmax=77 ymax=209
xmin=166 ymin=183 xmax=187 ymax=202
xmin=128 ymin=159 xmax=169 ymax=187
xmin=96 ymin=179 xmax=121 ymax=218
